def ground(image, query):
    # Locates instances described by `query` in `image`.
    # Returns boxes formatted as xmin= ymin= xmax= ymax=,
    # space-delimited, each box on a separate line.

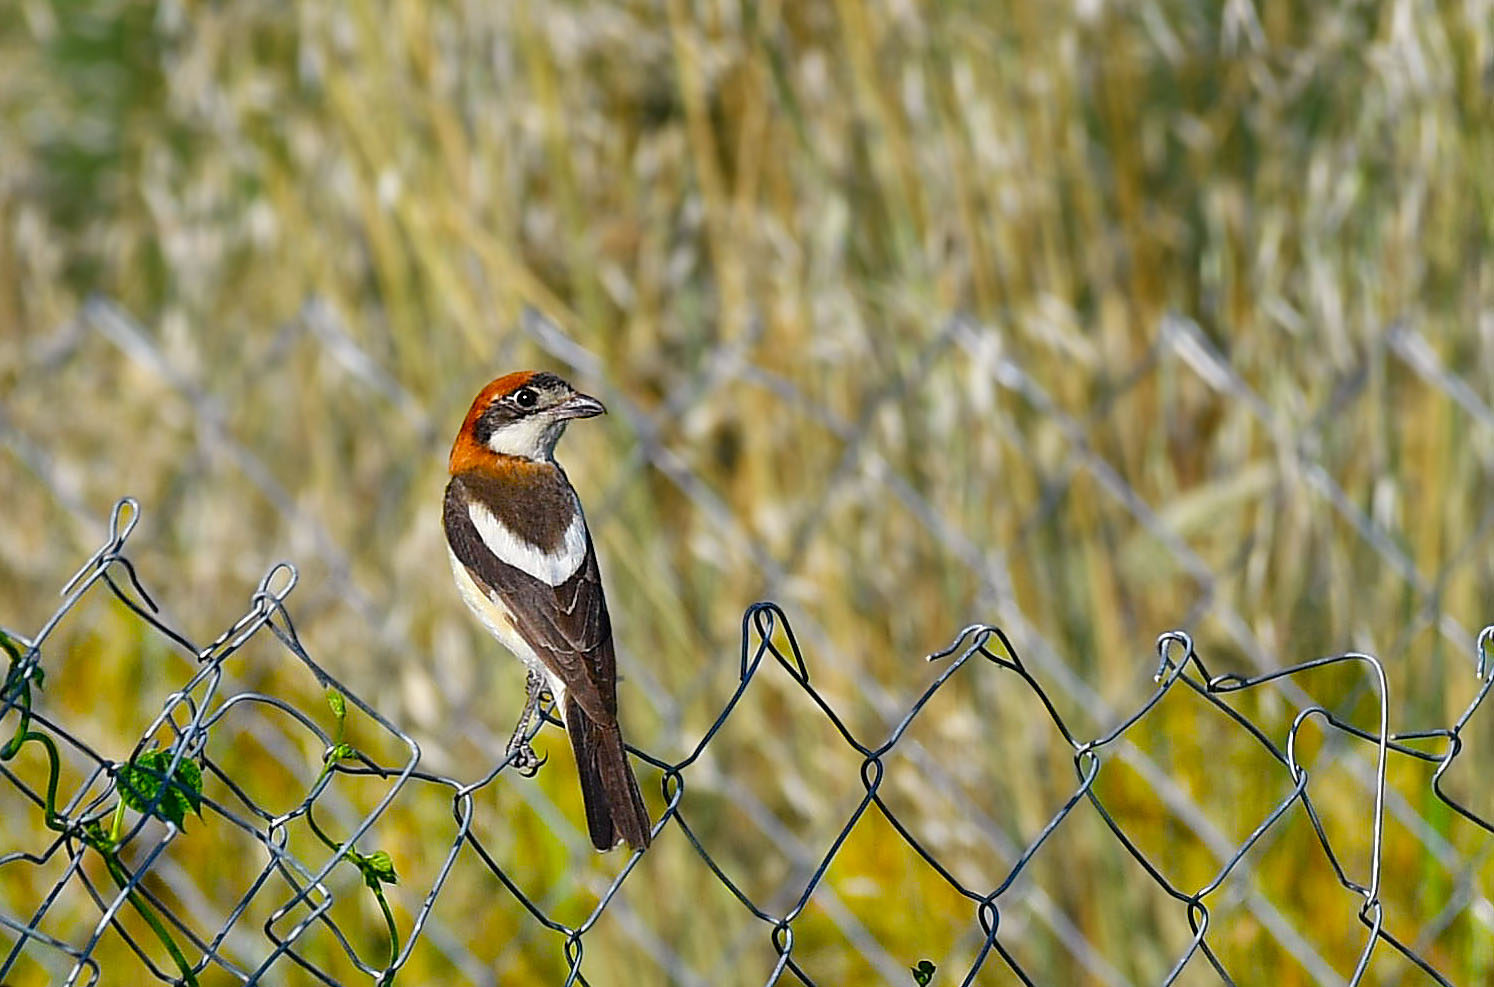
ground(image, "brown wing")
xmin=443 ymin=477 xmax=618 ymax=721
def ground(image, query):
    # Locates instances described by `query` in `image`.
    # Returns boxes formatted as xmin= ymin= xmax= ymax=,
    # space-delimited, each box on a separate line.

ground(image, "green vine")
xmin=312 ymin=688 xmax=401 ymax=984
xmin=2 ymin=638 xmax=400 ymax=984
xmin=1 ymin=629 xmax=203 ymax=986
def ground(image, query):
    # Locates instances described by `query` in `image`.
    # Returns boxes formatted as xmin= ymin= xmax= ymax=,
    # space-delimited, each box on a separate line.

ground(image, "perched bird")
xmin=443 ymin=371 xmax=651 ymax=851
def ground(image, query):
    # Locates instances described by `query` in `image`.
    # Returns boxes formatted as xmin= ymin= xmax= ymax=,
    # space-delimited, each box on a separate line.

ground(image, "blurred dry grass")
xmin=2 ymin=0 xmax=1494 ymax=984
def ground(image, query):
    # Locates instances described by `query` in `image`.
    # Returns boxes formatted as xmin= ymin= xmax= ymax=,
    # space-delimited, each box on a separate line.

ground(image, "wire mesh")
xmin=2 ymin=492 xmax=1492 ymax=986
xmin=5 ymin=299 xmax=1494 ymax=984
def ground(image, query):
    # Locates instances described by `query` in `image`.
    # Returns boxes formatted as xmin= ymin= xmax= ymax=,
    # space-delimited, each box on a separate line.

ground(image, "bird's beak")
xmin=558 ymin=391 xmax=606 ymax=419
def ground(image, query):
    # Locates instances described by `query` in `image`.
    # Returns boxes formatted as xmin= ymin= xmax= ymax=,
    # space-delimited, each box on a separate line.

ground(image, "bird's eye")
xmin=514 ymin=387 xmax=538 ymax=408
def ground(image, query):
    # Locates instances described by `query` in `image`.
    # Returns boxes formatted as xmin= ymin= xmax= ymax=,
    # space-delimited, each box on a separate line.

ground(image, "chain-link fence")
xmin=5 ymin=299 xmax=1494 ymax=984
xmin=2 ymin=489 xmax=1492 ymax=986
xmin=5 ymin=4 xmax=1493 ymax=979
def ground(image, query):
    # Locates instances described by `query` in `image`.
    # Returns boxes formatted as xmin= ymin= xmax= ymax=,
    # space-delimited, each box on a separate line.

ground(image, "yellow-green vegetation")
xmin=2 ymin=1 xmax=1493 ymax=984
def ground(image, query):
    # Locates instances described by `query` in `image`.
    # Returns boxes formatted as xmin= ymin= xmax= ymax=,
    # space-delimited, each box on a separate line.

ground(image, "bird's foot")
xmin=504 ymin=732 xmax=546 ymax=778
xmin=505 ymin=670 xmax=549 ymax=778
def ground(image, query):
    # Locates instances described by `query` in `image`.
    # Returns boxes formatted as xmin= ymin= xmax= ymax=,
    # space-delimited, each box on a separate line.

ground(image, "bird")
xmin=443 ymin=370 xmax=652 ymax=851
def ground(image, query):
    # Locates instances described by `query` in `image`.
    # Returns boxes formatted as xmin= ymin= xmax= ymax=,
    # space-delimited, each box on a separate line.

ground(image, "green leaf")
xmin=911 ymin=960 xmax=936 ymax=985
xmin=326 ymin=688 xmax=346 ymax=721
xmin=362 ymin=850 xmax=398 ymax=888
xmin=119 ymin=748 xmax=204 ymax=830
xmin=327 ymin=742 xmax=355 ymax=764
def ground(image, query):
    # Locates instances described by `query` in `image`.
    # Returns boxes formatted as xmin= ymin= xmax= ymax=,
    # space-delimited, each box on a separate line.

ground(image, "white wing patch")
xmin=467 ymin=500 xmax=588 ymax=587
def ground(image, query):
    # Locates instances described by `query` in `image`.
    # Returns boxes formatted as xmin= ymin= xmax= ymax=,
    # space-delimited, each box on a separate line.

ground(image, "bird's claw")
xmin=503 ymin=669 xmax=551 ymax=777
xmin=516 ymin=747 xmax=548 ymax=778
xmin=505 ymin=732 xmax=547 ymax=777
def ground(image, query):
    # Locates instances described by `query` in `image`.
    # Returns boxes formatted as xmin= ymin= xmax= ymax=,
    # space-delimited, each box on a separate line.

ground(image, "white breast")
xmin=467 ymin=499 xmax=588 ymax=587
xmin=446 ymin=546 xmax=569 ymax=713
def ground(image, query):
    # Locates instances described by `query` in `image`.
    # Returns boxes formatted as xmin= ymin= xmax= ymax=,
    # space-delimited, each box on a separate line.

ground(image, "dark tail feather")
xmin=565 ymin=698 xmax=651 ymax=851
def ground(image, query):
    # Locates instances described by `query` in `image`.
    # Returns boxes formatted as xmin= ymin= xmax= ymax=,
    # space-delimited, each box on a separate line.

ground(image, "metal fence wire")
xmin=1 ymin=494 xmax=1492 ymax=986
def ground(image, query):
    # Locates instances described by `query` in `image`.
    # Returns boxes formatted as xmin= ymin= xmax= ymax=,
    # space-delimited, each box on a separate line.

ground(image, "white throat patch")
xmin=468 ymin=500 xmax=588 ymax=586
xmin=485 ymin=416 xmax=567 ymax=461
